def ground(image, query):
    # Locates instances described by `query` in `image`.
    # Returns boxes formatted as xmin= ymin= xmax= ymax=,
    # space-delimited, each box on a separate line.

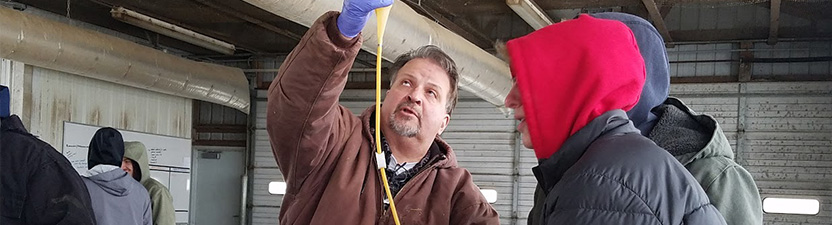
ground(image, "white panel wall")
xmin=0 ymin=59 xmax=31 ymax=119
xmin=23 ymin=65 xmax=192 ymax=149
xmin=251 ymin=91 xmax=284 ymax=225
xmin=1 ymin=58 xmax=9 ymax=85
xmin=516 ymin=146 xmax=537 ymax=225
xmin=445 ymin=91 xmax=517 ymax=224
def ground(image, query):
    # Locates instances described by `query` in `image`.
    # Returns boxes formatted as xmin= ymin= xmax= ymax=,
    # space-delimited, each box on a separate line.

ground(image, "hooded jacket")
xmin=1 ymin=115 xmax=97 ymax=225
xmin=88 ymin=128 xmax=125 ymax=169
xmin=508 ymin=14 xmax=726 ymax=225
xmin=592 ymin=12 xmax=763 ymax=225
xmin=590 ymin=12 xmax=669 ymax=136
xmin=266 ymin=11 xmax=498 ymax=225
xmin=83 ymin=128 xmax=152 ymax=225
xmin=650 ymin=98 xmax=763 ymax=225
xmin=125 ymin=141 xmax=177 ymax=225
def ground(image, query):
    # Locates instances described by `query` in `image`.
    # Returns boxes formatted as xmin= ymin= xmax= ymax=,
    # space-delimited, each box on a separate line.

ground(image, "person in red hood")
xmin=504 ymin=14 xmax=727 ymax=225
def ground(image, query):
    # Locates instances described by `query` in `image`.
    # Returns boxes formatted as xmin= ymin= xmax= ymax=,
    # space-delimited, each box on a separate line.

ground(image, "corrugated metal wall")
xmin=250 ymin=89 xmax=523 ymax=224
xmin=671 ymin=81 xmax=832 ymax=225
xmin=1 ymin=59 xmax=9 ymax=83
xmin=194 ymin=100 xmax=248 ymax=146
xmin=251 ymin=89 xmax=283 ymax=225
xmin=24 ymin=65 xmax=192 ymax=148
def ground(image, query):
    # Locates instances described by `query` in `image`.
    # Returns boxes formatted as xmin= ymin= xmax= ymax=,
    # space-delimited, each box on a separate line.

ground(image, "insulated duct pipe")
xmin=0 ymin=7 xmax=250 ymax=113
xmin=243 ymin=0 xmax=512 ymax=109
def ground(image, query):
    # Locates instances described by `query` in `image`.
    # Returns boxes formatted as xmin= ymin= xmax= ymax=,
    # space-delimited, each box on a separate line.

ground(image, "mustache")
xmin=395 ymin=101 xmax=421 ymax=118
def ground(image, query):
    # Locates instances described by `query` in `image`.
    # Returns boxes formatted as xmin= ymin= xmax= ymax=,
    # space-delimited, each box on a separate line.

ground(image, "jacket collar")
xmin=532 ymin=110 xmax=639 ymax=194
xmin=1 ymin=115 xmax=27 ymax=134
xmin=658 ymin=97 xmax=734 ymax=165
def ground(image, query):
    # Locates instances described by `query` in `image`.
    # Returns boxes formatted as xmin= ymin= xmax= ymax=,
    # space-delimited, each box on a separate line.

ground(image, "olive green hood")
xmin=123 ymin=141 xmax=151 ymax=184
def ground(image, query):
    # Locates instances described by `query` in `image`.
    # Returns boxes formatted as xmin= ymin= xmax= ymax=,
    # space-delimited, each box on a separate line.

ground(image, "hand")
xmin=336 ymin=0 xmax=394 ymax=38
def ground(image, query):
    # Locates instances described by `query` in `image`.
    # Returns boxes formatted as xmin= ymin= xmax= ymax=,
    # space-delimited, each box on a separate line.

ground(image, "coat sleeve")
xmin=144 ymin=195 xmax=153 ymax=225
xmin=450 ymin=202 xmax=500 ymax=225
xmin=683 ymin=203 xmax=728 ymax=225
xmin=526 ymin=184 xmax=545 ymax=225
xmin=702 ymin=165 xmax=763 ymax=225
xmin=24 ymin=158 xmax=97 ymax=225
xmin=266 ymin=11 xmax=362 ymax=189
xmin=148 ymin=185 xmax=177 ymax=225
xmin=449 ymin=172 xmax=500 ymax=225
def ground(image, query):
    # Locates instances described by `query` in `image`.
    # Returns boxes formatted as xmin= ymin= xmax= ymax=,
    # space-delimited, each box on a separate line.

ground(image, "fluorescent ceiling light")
xmin=111 ymin=7 xmax=236 ymax=55
xmin=480 ymin=189 xmax=498 ymax=203
xmin=269 ymin=181 xmax=287 ymax=195
xmin=506 ymin=0 xmax=554 ymax=30
xmin=763 ymin=197 xmax=820 ymax=215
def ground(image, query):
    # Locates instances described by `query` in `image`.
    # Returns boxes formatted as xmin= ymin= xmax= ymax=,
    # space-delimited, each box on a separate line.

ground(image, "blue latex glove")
xmin=336 ymin=0 xmax=394 ymax=38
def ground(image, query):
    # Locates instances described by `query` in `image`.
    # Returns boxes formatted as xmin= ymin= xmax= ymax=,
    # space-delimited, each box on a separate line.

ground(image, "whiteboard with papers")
xmin=62 ymin=122 xmax=191 ymax=173
xmin=61 ymin=122 xmax=192 ymax=223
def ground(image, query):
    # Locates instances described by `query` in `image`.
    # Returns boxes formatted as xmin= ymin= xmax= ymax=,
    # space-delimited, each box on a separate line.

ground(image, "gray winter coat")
xmin=82 ymin=166 xmax=152 ymax=225
xmin=532 ymin=110 xmax=726 ymax=225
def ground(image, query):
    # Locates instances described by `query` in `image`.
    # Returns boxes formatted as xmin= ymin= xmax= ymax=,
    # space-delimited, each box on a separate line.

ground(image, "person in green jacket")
xmin=122 ymin=141 xmax=177 ymax=225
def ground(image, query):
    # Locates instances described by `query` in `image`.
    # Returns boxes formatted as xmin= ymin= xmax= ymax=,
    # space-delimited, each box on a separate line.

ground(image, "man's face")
xmin=381 ymin=58 xmax=452 ymax=140
xmin=121 ymin=157 xmax=135 ymax=177
xmin=505 ymin=83 xmax=532 ymax=149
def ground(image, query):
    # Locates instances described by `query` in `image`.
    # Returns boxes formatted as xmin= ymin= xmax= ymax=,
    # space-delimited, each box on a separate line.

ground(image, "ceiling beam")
xmin=506 ymin=0 xmax=554 ymax=30
xmin=191 ymin=0 xmax=301 ymax=41
xmin=640 ymin=0 xmax=674 ymax=47
xmin=402 ymin=0 xmax=493 ymax=49
xmin=659 ymin=4 xmax=674 ymax=19
xmin=768 ymin=0 xmax=781 ymax=45
xmin=537 ymin=0 xmax=637 ymax=10
xmin=669 ymin=27 xmax=830 ymax=42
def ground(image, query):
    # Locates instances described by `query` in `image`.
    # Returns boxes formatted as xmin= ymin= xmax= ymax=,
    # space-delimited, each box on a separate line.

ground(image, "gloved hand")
xmin=336 ymin=0 xmax=394 ymax=38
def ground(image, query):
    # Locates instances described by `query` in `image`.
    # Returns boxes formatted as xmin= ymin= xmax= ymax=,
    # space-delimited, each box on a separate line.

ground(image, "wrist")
xmin=336 ymin=12 xmax=368 ymax=38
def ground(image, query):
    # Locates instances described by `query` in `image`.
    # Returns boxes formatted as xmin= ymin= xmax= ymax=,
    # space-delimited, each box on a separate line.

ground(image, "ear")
xmin=437 ymin=113 xmax=451 ymax=135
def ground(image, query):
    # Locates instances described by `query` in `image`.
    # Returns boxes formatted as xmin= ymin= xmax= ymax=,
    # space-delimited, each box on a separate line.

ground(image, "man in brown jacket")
xmin=265 ymin=0 xmax=499 ymax=224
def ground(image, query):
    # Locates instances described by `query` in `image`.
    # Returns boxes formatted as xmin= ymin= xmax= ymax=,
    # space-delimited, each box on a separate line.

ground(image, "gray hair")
xmin=389 ymin=45 xmax=459 ymax=114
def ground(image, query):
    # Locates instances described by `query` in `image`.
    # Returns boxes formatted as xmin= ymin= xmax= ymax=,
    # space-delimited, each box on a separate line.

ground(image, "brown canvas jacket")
xmin=267 ymin=11 xmax=499 ymax=225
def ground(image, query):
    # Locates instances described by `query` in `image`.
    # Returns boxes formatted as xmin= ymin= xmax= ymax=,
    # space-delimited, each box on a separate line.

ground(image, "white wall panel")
xmin=24 ymin=66 xmax=191 ymax=149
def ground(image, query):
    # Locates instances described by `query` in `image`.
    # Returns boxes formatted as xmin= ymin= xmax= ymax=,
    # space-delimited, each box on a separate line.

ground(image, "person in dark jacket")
xmin=592 ymin=12 xmax=763 ymax=225
xmin=82 ymin=127 xmax=152 ymax=225
xmin=1 ymin=85 xmax=97 ymax=225
xmin=503 ymin=15 xmax=727 ymax=224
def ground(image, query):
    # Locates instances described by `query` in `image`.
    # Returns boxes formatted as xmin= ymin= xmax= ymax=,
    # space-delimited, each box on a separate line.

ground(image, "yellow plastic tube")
xmin=374 ymin=5 xmax=401 ymax=225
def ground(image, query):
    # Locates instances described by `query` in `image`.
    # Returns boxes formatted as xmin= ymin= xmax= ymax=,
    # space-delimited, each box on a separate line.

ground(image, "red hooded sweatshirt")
xmin=507 ymin=14 xmax=646 ymax=159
